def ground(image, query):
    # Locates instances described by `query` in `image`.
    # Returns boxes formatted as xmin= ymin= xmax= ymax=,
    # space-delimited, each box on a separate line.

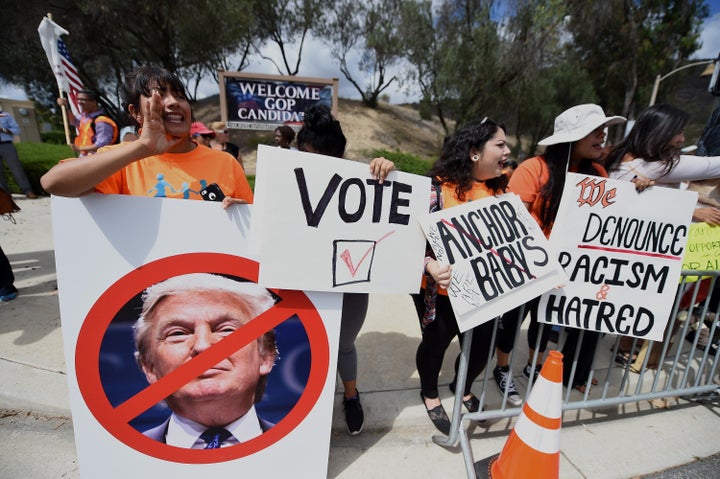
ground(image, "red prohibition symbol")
xmin=75 ymin=253 xmax=330 ymax=463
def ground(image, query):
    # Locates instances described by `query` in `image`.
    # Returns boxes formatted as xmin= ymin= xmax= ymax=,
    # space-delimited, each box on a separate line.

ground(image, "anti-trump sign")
xmin=419 ymin=193 xmax=567 ymax=332
xmin=538 ymin=173 xmax=697 ymax=341
xmin=51 ymin=195 xmax=342 ymax=478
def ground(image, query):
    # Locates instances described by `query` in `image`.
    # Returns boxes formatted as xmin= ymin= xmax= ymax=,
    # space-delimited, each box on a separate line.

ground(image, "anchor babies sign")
xmin=251 ymin=144 xmax=430 ymax=293
xmin=418 ymin=193 xmax=567 ymax=332
xmin=538 ymin=173 xmax=697 ymax=341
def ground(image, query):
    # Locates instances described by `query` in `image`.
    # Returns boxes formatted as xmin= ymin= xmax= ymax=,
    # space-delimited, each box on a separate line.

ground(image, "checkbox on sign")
xmin=333 ymin=239 xmax=376 ymax=286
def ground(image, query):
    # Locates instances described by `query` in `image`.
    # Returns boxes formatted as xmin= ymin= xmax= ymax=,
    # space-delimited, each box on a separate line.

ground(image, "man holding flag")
xmin=57 ymin=90 xmax=118 ymax=156
xmin=38 ymin=15 xmax=117 ymax=155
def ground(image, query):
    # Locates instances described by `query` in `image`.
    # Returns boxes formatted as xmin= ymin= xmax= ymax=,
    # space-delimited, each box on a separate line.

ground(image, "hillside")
xmin=193 ymin=97 xmax=450 ymax=175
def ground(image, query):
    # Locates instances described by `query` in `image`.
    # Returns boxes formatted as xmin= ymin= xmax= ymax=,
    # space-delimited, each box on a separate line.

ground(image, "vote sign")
xmin=251 ymin=145 xmax=430 ymax=293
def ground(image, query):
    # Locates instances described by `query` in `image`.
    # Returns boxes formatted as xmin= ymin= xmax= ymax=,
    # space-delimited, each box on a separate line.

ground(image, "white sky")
xmin=2 ymin=9 xmax=718 ymax=104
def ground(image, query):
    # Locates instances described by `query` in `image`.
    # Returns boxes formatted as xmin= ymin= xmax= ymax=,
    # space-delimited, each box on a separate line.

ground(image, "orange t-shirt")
xmin=93 ymin=144 xmax=253 ymax=202
xmin=508 ymin=156 xmax=607 ymax=237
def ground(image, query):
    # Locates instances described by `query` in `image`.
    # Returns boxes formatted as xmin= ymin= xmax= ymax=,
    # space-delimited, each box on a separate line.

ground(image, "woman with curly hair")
xmin=414 ymin=117 xmax=510 ymax=434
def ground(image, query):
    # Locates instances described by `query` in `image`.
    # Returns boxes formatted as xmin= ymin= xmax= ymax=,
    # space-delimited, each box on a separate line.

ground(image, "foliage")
xmin=369 ymin=149 xmax=434 ymax=176
xmin=254 ymin=0 xmax=330 ymax=76
xmin=0 ymin=0 xmax=711 ymax=150
xmin=0 ymin=0 xmax=262 ymax=121
xmin=41 ymin=131 xmax=70 ymax=145
xmin=566 ymin=0 xmax=708 ymax=127
xmin=319 ymin=0 xmax=404 ymax=108
xmin=7 ymin=142 xmax=73 ymax=195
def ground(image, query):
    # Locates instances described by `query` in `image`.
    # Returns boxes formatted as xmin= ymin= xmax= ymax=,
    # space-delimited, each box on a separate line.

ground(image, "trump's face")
xmin=140 ymin=291 xmax=275 ymax=415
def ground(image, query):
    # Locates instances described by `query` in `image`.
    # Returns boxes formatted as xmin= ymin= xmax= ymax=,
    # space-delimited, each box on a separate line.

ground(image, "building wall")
xmin=0 ymin=98 xmax=42 ymax=143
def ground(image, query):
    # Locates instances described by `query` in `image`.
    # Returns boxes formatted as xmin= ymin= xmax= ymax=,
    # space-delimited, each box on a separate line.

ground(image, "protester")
xmin=135 ymin=273 xmax=278 ymax=447
xmin=493 ymin=104 xmax=627 ymax=394
xmin=41 ymin=65 xmax=253 ymax=207
xmin=209 ymin=121 xmax=243 ymax=168
xmin=605 ymin=103 xmax=720 ymax=191
xmin=57 ymin=89 xmax=118 ymax=156
xmin=0 ymin=105 xmax=38 ymax=199
xmin=296 ymin=103 xmax=394 ymax=435
xmin=605 ymin=103 xmax=720 ymax=365
xmin=413 ymin=117 xmax=511 ymax=434
xmin=190 ymin=121 xmax=215 ymax=147
xmin=275 ymin=125 xmax=296 ymax=149
xmin=0 ymin=245 xmax=18 ymax=302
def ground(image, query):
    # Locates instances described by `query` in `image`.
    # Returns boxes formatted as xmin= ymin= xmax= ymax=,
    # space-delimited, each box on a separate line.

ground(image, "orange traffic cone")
xmin=475 ymin=350 xmax=563 ymax=479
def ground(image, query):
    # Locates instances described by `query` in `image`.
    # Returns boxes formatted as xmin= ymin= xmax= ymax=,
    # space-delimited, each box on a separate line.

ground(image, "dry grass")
xmin=194 ymin=97 xmax=451 ymax=175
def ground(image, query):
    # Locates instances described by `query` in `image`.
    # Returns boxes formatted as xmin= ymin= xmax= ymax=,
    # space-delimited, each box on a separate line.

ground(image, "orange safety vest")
xmin=74 ymin=114 xmax=118 ymax=155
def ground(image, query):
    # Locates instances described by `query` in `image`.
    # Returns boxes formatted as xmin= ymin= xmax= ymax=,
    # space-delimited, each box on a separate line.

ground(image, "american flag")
xmin=38 ymin=16 xmax=84 ymax=117
xmin=56 ymin=38 xmax=84 ymax=116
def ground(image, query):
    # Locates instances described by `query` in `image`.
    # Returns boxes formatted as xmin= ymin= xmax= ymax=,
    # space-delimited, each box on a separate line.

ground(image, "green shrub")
xmin=41 ymin=130 xmax=69 ymax=145
xmin=369 ymin=149 xmax=433 ymax=176
xmin=5 ymin=142 xmax=73 ymax=195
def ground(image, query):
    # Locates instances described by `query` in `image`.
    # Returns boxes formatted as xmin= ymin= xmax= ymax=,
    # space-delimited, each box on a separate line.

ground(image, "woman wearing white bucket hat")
xmin=492 ymin=104 xmax=628 ymax=396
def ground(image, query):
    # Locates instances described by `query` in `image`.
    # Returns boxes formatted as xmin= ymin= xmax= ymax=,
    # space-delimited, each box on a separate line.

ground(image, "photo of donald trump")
xmin=133 ymin=273 xmax=279 ymax=448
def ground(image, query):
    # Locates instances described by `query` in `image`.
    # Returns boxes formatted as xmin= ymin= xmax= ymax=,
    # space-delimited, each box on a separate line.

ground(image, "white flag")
xmin=38 ymin=16 xmax=84 ymax=117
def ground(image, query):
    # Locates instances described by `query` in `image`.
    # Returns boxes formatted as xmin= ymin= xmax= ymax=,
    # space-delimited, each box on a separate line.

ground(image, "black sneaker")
xmin=493 ymin=366 xmax=523 ymax=406
xmin=522 ymin=363 xmax=541 ymax=383
xmin=343 ymin=391 xmax=364 ymax=435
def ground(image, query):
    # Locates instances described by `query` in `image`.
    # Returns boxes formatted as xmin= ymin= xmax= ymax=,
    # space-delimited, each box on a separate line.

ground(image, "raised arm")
xmin=42 ymin=91 xmax=185 ymax=197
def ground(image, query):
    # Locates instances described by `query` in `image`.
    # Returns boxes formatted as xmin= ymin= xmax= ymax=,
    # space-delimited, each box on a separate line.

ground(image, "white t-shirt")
xmin=609 ymin=155 xmax=720 ymax=189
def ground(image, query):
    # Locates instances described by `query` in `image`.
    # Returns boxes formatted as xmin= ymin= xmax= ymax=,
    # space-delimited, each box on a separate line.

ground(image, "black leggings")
xmin=494 ymin=297 xmax=550 ymax=355
xmin=412 ymin=291 xmax=494 ymax=399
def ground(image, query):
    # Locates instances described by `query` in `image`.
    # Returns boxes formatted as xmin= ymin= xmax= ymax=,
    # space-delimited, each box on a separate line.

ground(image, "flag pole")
xmin=45 ymin=13 xmax=72 ymax=146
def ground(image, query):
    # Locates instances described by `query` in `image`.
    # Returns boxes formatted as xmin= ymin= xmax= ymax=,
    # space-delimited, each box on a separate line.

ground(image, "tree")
xmin=253 ymin=0 xmax=330 ymax=76
xmin=0 ymin=0 xmax=261 ymax=121
xmin=320 ymin=0 xmax=404 ymax=108
xmin=566 ymin=0 xmax=709 ymax=131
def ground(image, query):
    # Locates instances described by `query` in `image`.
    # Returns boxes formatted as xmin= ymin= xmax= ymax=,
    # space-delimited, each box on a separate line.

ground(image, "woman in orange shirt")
xmin=42 ymin=65 xmax=253 ymax=206
xmin=413 ymin=118 xmax=511 ymax=434
xmin=493 ymin=104 xmax=628 ymax=394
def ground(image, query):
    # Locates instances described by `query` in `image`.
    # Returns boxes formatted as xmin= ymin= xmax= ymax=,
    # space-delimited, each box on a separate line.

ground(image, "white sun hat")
xmin=538 ymin=104 xmax=626 ymax=146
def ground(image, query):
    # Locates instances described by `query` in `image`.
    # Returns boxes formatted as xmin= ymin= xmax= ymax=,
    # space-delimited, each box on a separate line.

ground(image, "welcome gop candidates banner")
xmin=418 ymin=193 xmax=567 ymax=332
xmin=251 ymin=144 xmax=431 ymax=293
xmin=538 ymin=173 xmax=697 ymax=341
xmin=219 ymin=71 xmax=338 ymax=131
xmin=51 ymin=195 xmax=342 ymax=478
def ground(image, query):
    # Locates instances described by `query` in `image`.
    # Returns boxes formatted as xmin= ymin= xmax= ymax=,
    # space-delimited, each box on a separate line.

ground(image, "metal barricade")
xmin=433 ymin=271 xmax=720 ymax=479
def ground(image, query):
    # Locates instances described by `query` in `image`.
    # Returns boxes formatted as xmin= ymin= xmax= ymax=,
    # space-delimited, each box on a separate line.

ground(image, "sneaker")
xmin=493 ymin=366 xmax=523 ymax=406
xmin=0 ymin=287 xmax=18 ymax=302
xmin=343 ymin=391 xmax=364 ymax=435
xmin=522 ymin=363 xmax=542 ymax=382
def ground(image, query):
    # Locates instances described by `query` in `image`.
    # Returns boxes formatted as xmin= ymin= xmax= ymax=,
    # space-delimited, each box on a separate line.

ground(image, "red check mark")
xmin=339 ymin=231 xmax=395 ymax=277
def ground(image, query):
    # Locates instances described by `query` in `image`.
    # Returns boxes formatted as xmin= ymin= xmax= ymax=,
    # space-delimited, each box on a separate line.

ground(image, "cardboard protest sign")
xmin=252 ymin=144 xmax=430 ymax=293
xmin=681 ymin=222 xmax=720 ymax=282
xmin=538 ymin=174 xmax=697 ymax=341
xmin=51 ymin=195 xmax=342 ymax=478
xmin=418 ymin=193 xmax=567 ymax=332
